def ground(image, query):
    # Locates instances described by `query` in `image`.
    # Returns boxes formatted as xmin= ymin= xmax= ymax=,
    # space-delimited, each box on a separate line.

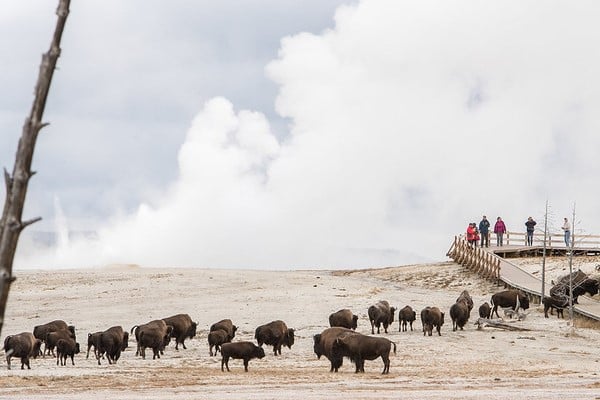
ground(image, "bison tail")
xmin=392 ymin=341 xmax=397 ymax=354
xmin=130 ymin=325 xmax=138 ymax=335
xmin=3 ymin=335 xmax=12 ymax=351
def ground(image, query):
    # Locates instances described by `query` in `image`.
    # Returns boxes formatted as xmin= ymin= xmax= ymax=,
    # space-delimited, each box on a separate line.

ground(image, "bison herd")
xmin=4 ymin=286 xmax=576 ymax=374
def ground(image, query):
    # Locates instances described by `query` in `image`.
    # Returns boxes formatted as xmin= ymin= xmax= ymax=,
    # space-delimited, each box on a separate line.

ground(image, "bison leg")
xmin=182 ymin=341 xmax=187 ymax=350
xmin=221 ymin=356 xmax=230 ymax=372
xmin=370 ymin=320 xmax=375 ymax=335
xmin=382 ymin=355 xmax=390 ymax=374
xmin=243 ymin=358 xmax=249 ymax=372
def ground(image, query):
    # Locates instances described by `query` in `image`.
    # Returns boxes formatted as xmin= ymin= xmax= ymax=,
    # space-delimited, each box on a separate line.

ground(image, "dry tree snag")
xmin=0 ymin=0 xmax=71 ymax=337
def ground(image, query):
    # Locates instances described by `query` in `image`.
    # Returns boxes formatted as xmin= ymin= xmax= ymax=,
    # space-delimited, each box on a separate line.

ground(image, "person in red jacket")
xmin=466 ymin=223 xmax=478 ymax=248
xmin=494 ymin=217 xmax=507 ymax=246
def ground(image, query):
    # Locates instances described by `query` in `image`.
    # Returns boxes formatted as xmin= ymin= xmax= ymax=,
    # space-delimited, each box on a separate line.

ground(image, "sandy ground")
xmin=1 ymin=257 xmax=600 ymax=399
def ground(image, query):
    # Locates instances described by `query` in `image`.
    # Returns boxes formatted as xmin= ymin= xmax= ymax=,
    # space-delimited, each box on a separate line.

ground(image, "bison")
xmin=131 ymin=320 xmax=173 ymax=360
xmin=328 ymin=309 xmax=358 ymax=330
xmin=254 ymin=320 xmax=295 ymax=356
xmin=45 ymin=329 xmax=76 ymax=358
xmin=208 ymin=329 xmax=230 ymax=356
xmin=313 ymin=327 xmax=356 ymax=372
xmin=368 ymin=300 xmax=396 ymax=334
xmin=490 ymin=290 xmax=530 ymax=319
xmin=450 ymin=301 xmax=469 ymax=331
xmin=551 ymin=278 xmax=599 ymax=305
xmin=478 ymin=302 xmax=491 ymax=319
xmin=421 ymin=306 xmax=444 ymax=336
xmin=4 ymin=332 xmax=42 ymax=370
xmin=56 ymin=337 xmax=80 ymax=366
xmin=162 ymin=314 xmax=197 ymax=350
xmin=33 ymin=320 xmax=75 ymax=356
xmin=398 ymin=305 xmax=416 ymax=332
xmin=543 ymin=296 xmax=568 ymax=318
xmin=331 ymin=333 xmax=396 ymax=374
xmin=456 ymin=290 xmax=474 ymax=314
xmin=98 ymin=326 xmax=129 ymax=365
xmin=210 ymin=319 xmax=237 ymax=341
xmin=220 ymin=341 xmax=265 ymax=372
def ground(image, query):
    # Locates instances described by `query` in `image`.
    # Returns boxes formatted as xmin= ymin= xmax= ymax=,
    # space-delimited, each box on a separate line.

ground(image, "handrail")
xmin=446 ymin=236 xmax=501 ymax=283
xmin=503 ymin=231 xmax=600 ymax=247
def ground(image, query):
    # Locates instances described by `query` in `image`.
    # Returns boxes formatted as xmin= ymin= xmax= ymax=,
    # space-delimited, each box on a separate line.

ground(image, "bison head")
xmin=284 ymin=329 xmax=295 ymax=349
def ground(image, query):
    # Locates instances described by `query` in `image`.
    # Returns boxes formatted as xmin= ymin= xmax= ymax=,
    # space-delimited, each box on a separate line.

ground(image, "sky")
xmin=2 ymin=0 xmax=600 ymax=270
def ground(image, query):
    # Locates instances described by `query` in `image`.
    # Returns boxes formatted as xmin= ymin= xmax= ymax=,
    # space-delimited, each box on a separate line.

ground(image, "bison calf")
xmin=478 ymin=302 xmax=491 ymax=319
xmin=221 ymin=342 xmax=265 ymax=372
xmin=543 ymin=296 xmax=568 ymax=318
xmin=208 ymin=329 xmax=230 ymax=356
xmin=56 ymin=338 xmax=80 ymax=366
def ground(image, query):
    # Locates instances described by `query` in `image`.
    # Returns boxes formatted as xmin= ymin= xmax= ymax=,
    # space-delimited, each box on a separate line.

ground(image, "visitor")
xmin=479 ymin=215 xmax=490 ymax=248
xmin=525 ymin=217 xmax=536 ymax=246
xmin=562 ymin=217 xmax=571 ymax=247
xmin=494 ymin=217 xmax=507 ymax=246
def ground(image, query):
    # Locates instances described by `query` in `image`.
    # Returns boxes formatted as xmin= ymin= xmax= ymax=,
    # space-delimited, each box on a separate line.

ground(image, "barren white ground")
xmin=1 ymin=255 xmax=600 ymax=399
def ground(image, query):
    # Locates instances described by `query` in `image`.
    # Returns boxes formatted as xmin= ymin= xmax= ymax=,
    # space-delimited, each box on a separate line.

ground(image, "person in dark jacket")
xmin=525 ymin=217 xmax=536 ymax=246
xmin=479 ymin=216 xmax=490 ymax=248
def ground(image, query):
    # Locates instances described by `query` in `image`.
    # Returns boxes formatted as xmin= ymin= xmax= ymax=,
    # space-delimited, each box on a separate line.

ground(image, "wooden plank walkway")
xmin=447 ymin=236 xmax=600 ymax=321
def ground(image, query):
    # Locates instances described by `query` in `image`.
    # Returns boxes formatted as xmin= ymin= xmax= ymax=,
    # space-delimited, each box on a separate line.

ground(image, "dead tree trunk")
xmin=0 ymin=0 xmax=71 ymax=337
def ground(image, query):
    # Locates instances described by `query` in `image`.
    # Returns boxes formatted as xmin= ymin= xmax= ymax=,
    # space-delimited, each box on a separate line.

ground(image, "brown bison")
xmin=450 ymin=301 xmax=469 ymax=331
xmin=478 ymin=302 xmax=491 ymax=319
xmin=45 ymin=329 xmax=76 ymax=358
xmin=210 ymin=319 xmax=237 ymax=341
xmin=221 ymin=341 xmax=265 ymax=372
xmin=162 ymin=314 xmax=197 ymax=350
xmin=33 ymin=320 xmax=75 ymax=356
xmin=398 ymin=305 xmax=416 ymax=332
xmin=550 ymin=278 xmax=599 ymax=305
xmin=331 ymin=333 xmax=396 ymax=374
xmin=98 ymin=326 xmax=129 ymax=365
xmin=543 ymin=296 xmax=568 ymax=318
xmin=313 ymin=327 xmax=356 ymax=372
xmin=56 ymin=337 xmax=80 ymax=366
xmin=421 ymin=306 xmax=444 ymax=336
xmin=4 ymin=332 xmax=42 ymax=370
xmin=254 ymin=320 xmax=295 ymax=356
xmin=456 ymin=290 xmax=474 ymax=314
xmin=131 ymin=320 xmax=173 ymax=360
xmin=368 ymin=300 xmax=396 ymax=334
xmin=208 ymin=329 xmax=230 ymax=356
xmin=490 ymin=290 xmax=530 ymax=319
xmin=328 ymin=309 xmax=358 ymax=330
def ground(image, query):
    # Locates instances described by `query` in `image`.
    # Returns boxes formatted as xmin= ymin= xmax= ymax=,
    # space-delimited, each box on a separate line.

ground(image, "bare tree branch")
xmin=0 ymin=0 xmax=71 ymax=337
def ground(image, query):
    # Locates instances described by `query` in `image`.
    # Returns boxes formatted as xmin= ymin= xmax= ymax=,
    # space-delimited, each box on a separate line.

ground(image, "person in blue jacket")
xmin=479 ymin=216 xmax=490 ymax=248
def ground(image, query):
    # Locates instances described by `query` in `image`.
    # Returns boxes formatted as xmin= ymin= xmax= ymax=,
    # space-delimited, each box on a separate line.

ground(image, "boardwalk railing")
xmin=504 ymin=231 xmax=600 ymax=248
xmin=446 ymin=236 xmax=500 ymax=283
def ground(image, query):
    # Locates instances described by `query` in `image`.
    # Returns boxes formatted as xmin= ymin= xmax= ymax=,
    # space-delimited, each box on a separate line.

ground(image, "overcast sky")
xmin=3 ymin=1 xmax=600 ymax=270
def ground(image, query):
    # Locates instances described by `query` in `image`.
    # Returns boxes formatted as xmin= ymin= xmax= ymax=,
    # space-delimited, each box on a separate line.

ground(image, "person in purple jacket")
xmin=494 ymin=217 xmax=507 ymax=246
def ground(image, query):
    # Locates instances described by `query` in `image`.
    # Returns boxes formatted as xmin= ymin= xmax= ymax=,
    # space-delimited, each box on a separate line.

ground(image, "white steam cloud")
xmin=16 ymin=0 xmax=600 ymax=269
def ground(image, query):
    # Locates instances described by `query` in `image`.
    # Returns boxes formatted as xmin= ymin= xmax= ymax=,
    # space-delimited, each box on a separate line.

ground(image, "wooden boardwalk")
xmin=447 ymin=235 xmax=600 ymax=321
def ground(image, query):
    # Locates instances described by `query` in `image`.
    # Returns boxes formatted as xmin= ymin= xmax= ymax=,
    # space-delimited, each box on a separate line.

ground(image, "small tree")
xmin=0 ymin=0 xmax=71 ymax=337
